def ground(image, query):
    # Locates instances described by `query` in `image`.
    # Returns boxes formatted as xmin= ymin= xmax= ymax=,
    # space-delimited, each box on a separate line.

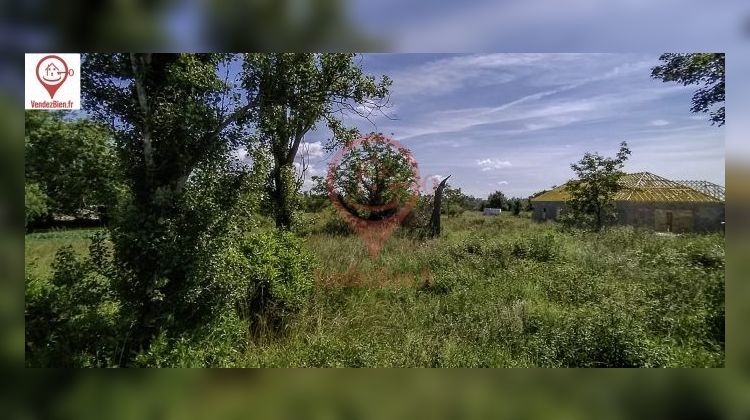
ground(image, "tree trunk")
xmin=271 ymin=164 xmax=295 ymax=229
xmin=429 ymin=175 xmax=451 ymax=237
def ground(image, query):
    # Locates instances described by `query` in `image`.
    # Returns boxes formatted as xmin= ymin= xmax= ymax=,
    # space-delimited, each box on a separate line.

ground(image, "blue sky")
xmin=298 ymin=53 xmax=725 ymax=199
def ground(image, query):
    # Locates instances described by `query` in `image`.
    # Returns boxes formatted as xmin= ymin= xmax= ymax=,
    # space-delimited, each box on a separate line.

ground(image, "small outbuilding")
xmin=483 ymin=207 xmax=502 ymax=216
xmin=530 ymin=172 xmax=725 ymax=233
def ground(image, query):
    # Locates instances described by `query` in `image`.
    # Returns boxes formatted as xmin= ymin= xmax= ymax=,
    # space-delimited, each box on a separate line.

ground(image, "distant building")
xmin=530 ymin=172 xmax=725 ymax=233
xmin=483 ymin=207 xmax=502 ymax=216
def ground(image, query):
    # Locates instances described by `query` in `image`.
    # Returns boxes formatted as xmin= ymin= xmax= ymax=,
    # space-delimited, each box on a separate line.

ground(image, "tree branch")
xmin=129 ymin=53 xmax=154 ymax=171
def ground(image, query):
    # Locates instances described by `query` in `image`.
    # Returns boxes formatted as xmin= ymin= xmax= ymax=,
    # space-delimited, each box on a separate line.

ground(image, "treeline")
xmin=299 ymin=175 xmax=532 ymax=218
xmin=25 ymin=112 xmax=124 ymax=229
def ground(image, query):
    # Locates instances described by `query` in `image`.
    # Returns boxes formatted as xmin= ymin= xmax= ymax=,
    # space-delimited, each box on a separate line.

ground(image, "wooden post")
xmin=430 ymin=175 xmax=451 ymax=237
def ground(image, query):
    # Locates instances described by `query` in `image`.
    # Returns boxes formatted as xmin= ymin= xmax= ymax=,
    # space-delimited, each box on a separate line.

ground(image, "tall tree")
xmin=564 ymin=141 xmax=631 ymax=231
xmin=511 ymin=199 xmax=522 ymax=216
xmin=24 ymin=182 xmax=48 ymax=228
xmin=25 ymin=111 xmax=122 ymax=221
xmin=329 ymin=134 xmax=419 ymax=221
xmin=82 ymin=53 xmax=253 ymax=354
xmin=486 ymin=190 xmax=509 ymax=210
xmin=651 ymin=53 xmax=725 ymax=126
xmin=241 ymin=53 xmax=391 ymax=229
xmin=442 ymin=185 xmax=469 ymax=216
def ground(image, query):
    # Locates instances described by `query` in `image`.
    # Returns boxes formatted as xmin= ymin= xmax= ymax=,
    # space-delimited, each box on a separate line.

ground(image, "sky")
xmin=297 ymin=53 xmax=725 ymax=199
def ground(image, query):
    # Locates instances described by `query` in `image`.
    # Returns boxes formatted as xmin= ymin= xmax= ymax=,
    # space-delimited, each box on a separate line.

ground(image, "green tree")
xmin=81 ymin=53 xmax=255 ymax=356
xmin=442 ymin=185 xmax=468 ymax=217
xmin=511 ymin=199 xmax=521 ymax=216
xmin=330 ymin=134 xmax=418 ymax=221
xmin=486 ymin=190 xmax=509 ymax=210
xmin=241 ymin=53 xmax=391 ymax=229
xmin=564 ymin=141 xmax=631 ymax=231
xmin=24 ymin=182 xmax=48 ymax=228
xmin=25 ymin=111 xmax=122 ymax=220
xmin=651 ymin=53 xmax=725 ymax=126
xmin=300 ymin=175 xmax=330 ymax=212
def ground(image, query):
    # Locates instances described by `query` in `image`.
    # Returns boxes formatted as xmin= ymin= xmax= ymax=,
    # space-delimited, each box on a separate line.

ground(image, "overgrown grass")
xmin=25 ymin=228 xmax=99 ymax=281
xmin=25 ymin=212 xmax=725 ymax=367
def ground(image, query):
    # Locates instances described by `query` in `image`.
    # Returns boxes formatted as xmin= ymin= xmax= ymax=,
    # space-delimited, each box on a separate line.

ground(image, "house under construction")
xmin=530 ymin=172 xmax=725 ymax=233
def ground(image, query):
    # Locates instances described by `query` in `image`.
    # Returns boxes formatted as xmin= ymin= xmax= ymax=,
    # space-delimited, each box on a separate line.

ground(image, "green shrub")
xmin=444 ymin=203 xmax=465 ymax=217
xmin=134 ymin=311 xmax=248 ymax=367
xmin=25 ymin=233 xmax=122 ymax=367
xmin=423 ymin=264 xmax=474 ymax=294
xmin=511 ymin=233 xmax=559 ymax=262
xmin=541 ymin=266 xmax=602 ymax=305
xmin=240 ymin=231 xmax=316 ymax=334
xmin=682 ymin=238 xmax=725 ymax=270
xmin=310 ymin=208 xmax=353 ymax=236
xmin=526 ymin=303 xmax=654 ymax=367
xmin=399 ymin=196 xmax=432 ymax=239
xmin=25 ymin=182 xmax=48 ymax=228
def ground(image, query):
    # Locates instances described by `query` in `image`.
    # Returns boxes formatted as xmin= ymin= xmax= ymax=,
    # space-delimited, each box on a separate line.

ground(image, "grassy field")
xmin=25 ymin=212 xmax=725 ymax=367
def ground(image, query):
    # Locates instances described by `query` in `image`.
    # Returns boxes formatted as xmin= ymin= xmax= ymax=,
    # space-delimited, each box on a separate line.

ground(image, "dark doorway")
xmin=666 ymin=211 xmax=673 ymax=232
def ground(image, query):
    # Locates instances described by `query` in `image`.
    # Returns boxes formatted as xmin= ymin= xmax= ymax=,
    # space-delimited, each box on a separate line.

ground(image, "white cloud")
xmin=396 ymin=84 xmax=687 ymax=141
xmin=423 ymin=174 xmax=447 ymax=190
xmin=477 ymin=159 xmax=512 ymax=171
xmin=388 ymin=54 xmax=531 ymax=97
xmin=302 ymin=141 xmax=325 ymax=158
xmin=650 ymin=119 xmax=670 ymax=126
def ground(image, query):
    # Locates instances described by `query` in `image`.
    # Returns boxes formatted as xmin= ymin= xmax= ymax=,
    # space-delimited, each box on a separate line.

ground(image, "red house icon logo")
xmin=35 ymin=55 xmax=74 ymax=99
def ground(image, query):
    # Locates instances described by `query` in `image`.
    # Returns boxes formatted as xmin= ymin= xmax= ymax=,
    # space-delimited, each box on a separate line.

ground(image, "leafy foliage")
xmin=442 ymin=185 xmax=481 ymax=216
xmin=241 ymin=53 xmax=391 ymax=229
xmin=329 ymin=134 xmax=418 ymax=221
xmin=24 ymin=111 xmax=122 ymax=220
xmin=486 ymin=190 xmax=509 ymax=210
xmin=25 ymin=233 xmax=122 ymax=367
xmin=24 ymin=183 xmax=48 ymax=228
xmin=81 ymin=53 xmax=253 ymax=357
xmin=241 ymin=231 xmax=316 ymax=333
xmin=651 ymin=53 xmax=725 ymax=126
xmin=562 ymin=141 xmax=631 ymax=231
xmin=300 ymin=175 xmax=331 ymax=213
xmin=511 ymin=199 xmax=522 ymax=216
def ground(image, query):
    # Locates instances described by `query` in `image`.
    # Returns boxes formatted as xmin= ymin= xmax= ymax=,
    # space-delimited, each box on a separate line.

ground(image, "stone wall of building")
xmin=531 ymin=201 xmax=565 ymax=222
xmin=615 ymin=201 xmax=725 ymax=233
xmin=531 ymin=200 xmax=725 ymax=233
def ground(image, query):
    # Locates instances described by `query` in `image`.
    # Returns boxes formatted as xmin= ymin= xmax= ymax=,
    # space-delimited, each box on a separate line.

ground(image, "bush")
xmin=240 ymin=231 xmax=316 ymax=334
xmin=526 ymin=303 xmax=655 ymax=367
xmin=133 ymin=310 xmax=248 ymax=367
xmin=321 ymin=211 xmax=354 ymax=236
xmin=26 ymin=223 xmax=316 ymax=366
xmin=25 ymin=182 xmax=48 ymax=228
xmin=399 ymin=196 xmax=432 ymax=239
xmin=444 ymin=203 xmax=465 ymax=217
xmin=422 ymin=264 xmax=475 ymax=294
xmin=511 ymin=233 xmax=560 ymax=262
xmin=682 ymin=238 xmax=725 ymax=270
xmin=25 ymin=233 xmax=122 ymax=367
